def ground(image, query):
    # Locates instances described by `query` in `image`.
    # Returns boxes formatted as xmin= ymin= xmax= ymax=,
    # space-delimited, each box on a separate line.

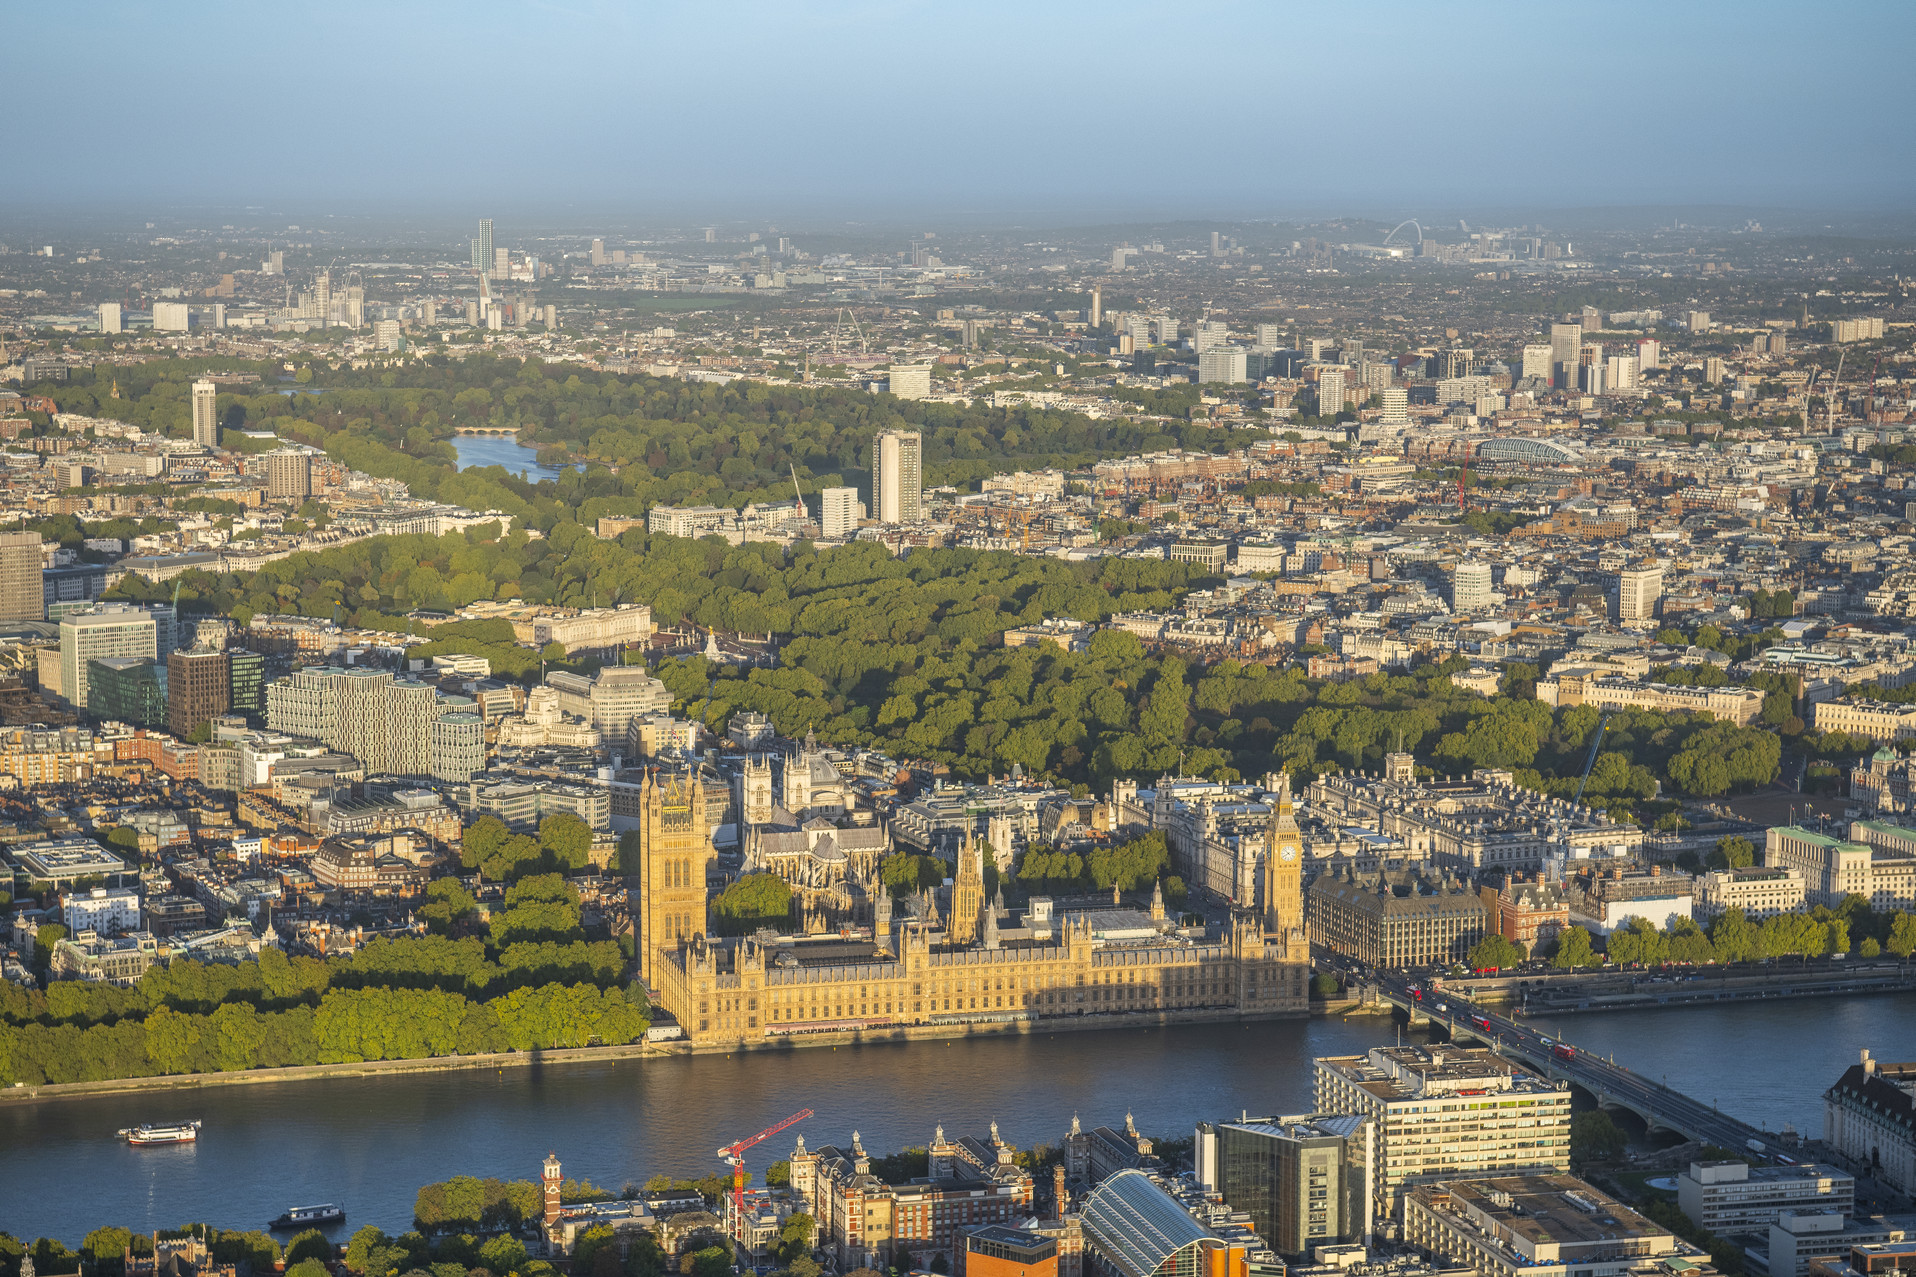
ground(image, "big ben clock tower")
xmin=1265 ymin=773 xmax=1309 ymax=961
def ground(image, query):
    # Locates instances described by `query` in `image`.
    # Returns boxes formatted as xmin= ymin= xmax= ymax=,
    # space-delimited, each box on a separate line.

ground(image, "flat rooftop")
xmin=13 ymin=840 xmax=127 ymax=879
xmin=1319 ymin=1045 xmax=1559 ymax=1101
xmin=1439 ymin=1174 xmax=1671 ymax=1251
xmin=1685 ymin=1160 xmax=1850 ymax=1187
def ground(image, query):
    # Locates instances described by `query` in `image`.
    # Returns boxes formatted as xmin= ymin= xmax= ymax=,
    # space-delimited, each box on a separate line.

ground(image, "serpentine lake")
xmin=451 ymin=434 xmax=573 ymax=482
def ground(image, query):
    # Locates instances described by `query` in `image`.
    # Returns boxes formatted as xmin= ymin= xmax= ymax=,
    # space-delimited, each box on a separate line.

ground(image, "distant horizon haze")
xmin=11 ymin=0 xmax=1915 ymax=216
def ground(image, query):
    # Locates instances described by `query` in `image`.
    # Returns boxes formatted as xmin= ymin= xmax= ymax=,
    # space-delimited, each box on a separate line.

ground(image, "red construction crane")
xmin=717 ymin=1108 xmax=813 ymax=1229
xmin=1457 ymin=461 xmax=1469 ymax=514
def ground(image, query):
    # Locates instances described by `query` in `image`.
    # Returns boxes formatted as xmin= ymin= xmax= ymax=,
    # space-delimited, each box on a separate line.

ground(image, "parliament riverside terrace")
xmin=634 ymin=770 xmax=1313 ymax=1047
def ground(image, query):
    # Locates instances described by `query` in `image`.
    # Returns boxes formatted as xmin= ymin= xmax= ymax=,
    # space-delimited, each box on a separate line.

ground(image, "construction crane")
xmin=831 ymin=308 xmax=867 ymax=355
xmin=1572 ymin=711 xmax=1616 ymax=807
xmin=1826 ymin=349 xmax=1846 ymax=433
xmin=996 ymin=505 xmax=1037 ymax=550
xmin=1457 ymin=460 xmax=1470 ymax=514
xmin=717 ymin=1109 xmax=813 ymax=1230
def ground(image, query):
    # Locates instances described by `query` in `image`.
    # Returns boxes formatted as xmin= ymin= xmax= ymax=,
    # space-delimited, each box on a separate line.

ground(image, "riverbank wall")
xmin=2 ymin=1004 xmax=1333 ymax=1105
xmin=1 ymin=1043 xmax=652 ymax=1105
xmin=1441 ymin=960 xmax=1916 ymax=1014
xmin=657 ymin=1004 xmax=1317 ymax=1057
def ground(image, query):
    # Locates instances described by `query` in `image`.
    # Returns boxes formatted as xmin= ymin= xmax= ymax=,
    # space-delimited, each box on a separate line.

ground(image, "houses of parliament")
xmin=630 ymin=768 xmax=1311 ymax=1049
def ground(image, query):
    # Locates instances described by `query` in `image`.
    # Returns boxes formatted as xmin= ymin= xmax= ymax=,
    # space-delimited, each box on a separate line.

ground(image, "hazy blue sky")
xmin=18 ymin=0 xmax=1916 ymax=220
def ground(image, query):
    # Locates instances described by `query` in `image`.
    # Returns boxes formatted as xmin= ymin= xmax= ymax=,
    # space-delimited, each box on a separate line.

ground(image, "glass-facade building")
xmin=1197 ymin=1116 xmax=1371 ymax=1257
xmin=1081 ymin=1170 xmax=1245 ymax=1277
xmin=228 ymin=649 xmax=266 ymax=718
xmin=87 ymin=657 xmax=167 ymax=729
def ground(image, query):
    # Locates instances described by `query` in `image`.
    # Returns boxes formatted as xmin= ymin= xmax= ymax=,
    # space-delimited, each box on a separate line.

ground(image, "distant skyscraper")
xmin=1520 ymin=344 xmax=1553 ymax=381
xmin=1704 ymin=357 xmax=1727 ymax=384
xmin=1549 ymin=323 xmax=1582 ymax=388
xmin=1379 ymin=387 xmax=1410 ymax=427
xmin=493 ymin=247 xmax=509 ymax=281
xmin=1619 ymin=566 xmax=1664 ymax=623
xmin=590 ymin=238 xmax=606 ymax=266
xmin=0 ymin=531 xmax=42 ymax=624
xmin=191 ymin=379 xmax=218 ymax=448
xmin=473 ymin=218 xmax=494 ymax=270
xmin=820 ymin=486 xmax=860 ymax=539
xmin=1317 ymin=368 xmax=1346 ymax=418
xmin=1452 ymin=562 xmax=1493 ymax=612
xmin=543 ymin=304 xmax=557 ymax=329
xmin=874 ymin=429 xmax=923 ymax=525
xmin=153 ymin=302 xmax=191 ymax=332
xmin=1637 ymin=338 xmax=1660 ymax=370
xmin=889 ymin=363 xmax=932 ymax=400
xmin=266 ymin=449 xmax=311 ymax=500
xmin=313 ymin=272 xmax=331 ymax=329
xmin=1198 ymin=347 xmax=1248 ymax=384
xmin=1256 ymin=323 xmax=1283 ymax=351
xmin=98 ymin=302 xmax=121 ymax=335
xmin=1090 ymin=285 xmax=1102 ymax=329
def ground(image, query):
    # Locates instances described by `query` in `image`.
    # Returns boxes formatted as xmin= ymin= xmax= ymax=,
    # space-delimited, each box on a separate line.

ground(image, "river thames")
xmin=7 ymin=994 xmax=1916 ymax=1244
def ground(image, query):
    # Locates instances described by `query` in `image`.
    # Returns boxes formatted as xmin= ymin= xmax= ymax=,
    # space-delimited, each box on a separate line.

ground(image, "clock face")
xmin=1280 ymin=845 xmax=1298 ymax=862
